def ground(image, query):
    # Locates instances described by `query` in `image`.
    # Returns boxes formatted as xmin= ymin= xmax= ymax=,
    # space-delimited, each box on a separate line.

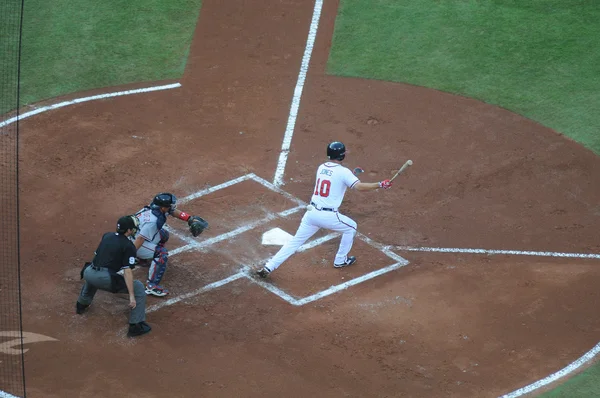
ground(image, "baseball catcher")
xmin=132 ymin=192 xmax=209 ymax=297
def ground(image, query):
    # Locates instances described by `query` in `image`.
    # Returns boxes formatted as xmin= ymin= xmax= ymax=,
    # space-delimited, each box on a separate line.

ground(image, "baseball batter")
xmin=256 ymin=141 xmax=393 ymax=278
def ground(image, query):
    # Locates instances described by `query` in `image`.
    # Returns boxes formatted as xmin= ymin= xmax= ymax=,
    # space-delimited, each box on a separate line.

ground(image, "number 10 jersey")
xmin=310 ymin=162 xmax=359 ymax=210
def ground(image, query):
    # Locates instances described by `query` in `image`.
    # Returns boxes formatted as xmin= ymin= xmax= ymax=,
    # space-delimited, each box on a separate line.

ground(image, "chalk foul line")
xmin=394 ymin=246 xmax=600 ymax=259
xmin=273 ymin=0 xmax=323 ymax=187
xmin=393 ymin=244 xmax=600 ymax=397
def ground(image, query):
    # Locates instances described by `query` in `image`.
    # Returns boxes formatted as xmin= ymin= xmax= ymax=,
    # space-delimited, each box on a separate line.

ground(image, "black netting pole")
xmin=0 ymin=0 xmax=27 ymax=396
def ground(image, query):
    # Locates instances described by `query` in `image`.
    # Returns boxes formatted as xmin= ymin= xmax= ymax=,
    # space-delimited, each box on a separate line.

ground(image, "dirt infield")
xmin=13 ymin=0 xmax=600 ymax=397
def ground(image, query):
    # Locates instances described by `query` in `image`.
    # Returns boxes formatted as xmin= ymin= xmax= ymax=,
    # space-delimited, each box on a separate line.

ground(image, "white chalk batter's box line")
xmin=158 ymin=172 xmax=409 ymax=307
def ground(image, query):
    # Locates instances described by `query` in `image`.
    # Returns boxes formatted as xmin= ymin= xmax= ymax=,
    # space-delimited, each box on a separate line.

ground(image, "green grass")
xmin=539 ymin=361 xmax=600 ymax=397
xmin=1 ymin=0 xmax=202 ymax=114
xmin=327 ymin=0 xmax=600 ymax=155
xmin=0 ymin=1 xmax=22 ymax=115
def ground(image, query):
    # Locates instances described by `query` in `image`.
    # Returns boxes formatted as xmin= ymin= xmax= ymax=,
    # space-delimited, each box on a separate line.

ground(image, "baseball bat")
xmin=390 ymin=160 xmax=413 ymax=182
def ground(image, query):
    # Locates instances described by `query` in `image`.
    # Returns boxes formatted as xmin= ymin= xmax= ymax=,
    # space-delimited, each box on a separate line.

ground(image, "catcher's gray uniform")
xmin=133 ymin=192 xmax=209 ymax=297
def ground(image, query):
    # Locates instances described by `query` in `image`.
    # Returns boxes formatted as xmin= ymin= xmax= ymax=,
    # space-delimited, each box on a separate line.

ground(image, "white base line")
xmin=500 ymin=342 xmax=600 ymax=397
xmin=294 ymin=262 xmax=408 ymax=306
xmin=146 ymin=272 xmax=246 ymax=314
xmin=250 ymin=174 xmax=307 ymax=206
xmin=0 ymin=391 xmax=20 ymax=398
xmin=179 ymin=174 xmax=253 ymax=204
xmin=395 ymin=246 xmax=600 ymax=259
xmin=0 ymin=83 xmax=182 ymax=129
xmin=245 ymin=275 xmax=300 ymax=304
xmin=395 ymin=244 xmax=600 ymax=396
xmin=273 ymin=0 xmax=323 ymax=186
xmin=253 ymin=262 xmax=407 ymax=307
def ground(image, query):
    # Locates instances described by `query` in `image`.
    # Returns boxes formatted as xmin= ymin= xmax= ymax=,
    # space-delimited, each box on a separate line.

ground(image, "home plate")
xmin=262 ymin=227 xmax=293 ymax=246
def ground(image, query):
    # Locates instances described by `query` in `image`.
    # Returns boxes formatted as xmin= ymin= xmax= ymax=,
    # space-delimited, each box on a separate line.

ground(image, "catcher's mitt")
xmin=188 ymin=215 xmax=209 ymax=237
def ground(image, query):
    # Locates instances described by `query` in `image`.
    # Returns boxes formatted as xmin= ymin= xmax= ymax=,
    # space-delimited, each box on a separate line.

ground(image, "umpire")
xmin=76 ymin=215 xmax=152 ymax=337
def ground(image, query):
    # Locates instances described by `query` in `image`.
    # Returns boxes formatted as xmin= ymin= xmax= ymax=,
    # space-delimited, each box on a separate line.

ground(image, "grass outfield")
xmin=327 ymin=0 xmax=600 ymax=155
xmin=538 ymin=361 xmax=600 ymax=397
xmin=0 ymin=0 xmax=202 ymax=114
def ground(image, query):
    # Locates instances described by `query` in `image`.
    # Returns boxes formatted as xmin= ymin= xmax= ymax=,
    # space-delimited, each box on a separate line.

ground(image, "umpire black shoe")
xmin=334 ymin=256 xmax=357 ymax=268
xmin=75 ymin=302 xmax=89 ymax=315
xmin=256 ymin=267 xmax=271 ymax=278
xmin=127 ymin=321 xmax=152 ymax=337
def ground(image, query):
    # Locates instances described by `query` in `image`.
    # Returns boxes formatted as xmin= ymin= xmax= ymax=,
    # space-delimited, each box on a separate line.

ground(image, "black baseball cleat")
xmin=256 ymin=267 xmax=271 ymax=278
xmin=334 ymin=256 xmax=357 ymax=268
xmin=127 ymin=321 xmax=152 ymax=337
xmin=75 ymin=302 xmax=89 ymax=315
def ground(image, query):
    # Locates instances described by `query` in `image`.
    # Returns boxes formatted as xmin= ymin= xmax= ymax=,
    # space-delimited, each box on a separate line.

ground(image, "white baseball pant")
xmin=265 ymin=209 xmax=357 ymax=272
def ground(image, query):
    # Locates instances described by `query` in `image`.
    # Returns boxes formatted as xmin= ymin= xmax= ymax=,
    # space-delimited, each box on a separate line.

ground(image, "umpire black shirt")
xmin=92 ymin=232 xmax=137 ymax=273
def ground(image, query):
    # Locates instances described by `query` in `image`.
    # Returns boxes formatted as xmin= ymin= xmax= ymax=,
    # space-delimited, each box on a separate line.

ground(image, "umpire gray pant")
xmin=77 ymin=266 xmax=146 ymax=324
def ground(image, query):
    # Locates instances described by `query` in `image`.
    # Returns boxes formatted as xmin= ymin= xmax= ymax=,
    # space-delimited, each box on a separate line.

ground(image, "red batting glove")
xmin=379 ymin=179 xmax=392 ymax=189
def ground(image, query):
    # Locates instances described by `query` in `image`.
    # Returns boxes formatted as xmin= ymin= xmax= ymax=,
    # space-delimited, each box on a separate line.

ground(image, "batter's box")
xmin=208 ymin=214 xmax=409 ymax=305
xmin=151 ymin=173 xmax=409 ymax=307
xmin=257 ymin=236 xmax=408 ymax=302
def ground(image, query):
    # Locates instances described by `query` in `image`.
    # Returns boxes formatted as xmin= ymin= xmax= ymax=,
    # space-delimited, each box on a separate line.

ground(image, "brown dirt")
xmin=12 ymin=0 xmax=600 ymax=397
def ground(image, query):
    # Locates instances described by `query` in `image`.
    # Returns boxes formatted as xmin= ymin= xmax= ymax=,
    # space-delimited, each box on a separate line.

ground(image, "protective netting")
xmin=0 ymin=0 xmax=26 ymax=396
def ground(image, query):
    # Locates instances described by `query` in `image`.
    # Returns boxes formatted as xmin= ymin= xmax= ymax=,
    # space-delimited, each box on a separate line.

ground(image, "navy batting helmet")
xmin=152 ymin=192 xmax=177 ymax=211
xmin=327 ymin=141 xmax=346 ymax=161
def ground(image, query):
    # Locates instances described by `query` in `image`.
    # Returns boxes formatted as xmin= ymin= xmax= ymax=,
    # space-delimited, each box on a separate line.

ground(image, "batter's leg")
xmin=329 ymin=213 xmax=357 ymax=265
xmin=264 ymin=217 xmax=320 ymax=272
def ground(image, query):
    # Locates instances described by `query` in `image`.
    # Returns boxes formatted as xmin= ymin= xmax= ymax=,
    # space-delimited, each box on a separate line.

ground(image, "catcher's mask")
xmin=152 ymin=192 xmax=177 ymax=213
xmin=327 ymin=141 xmax=346 ymax=161
xmin=117 ymin=215 xmax=140 ymax=237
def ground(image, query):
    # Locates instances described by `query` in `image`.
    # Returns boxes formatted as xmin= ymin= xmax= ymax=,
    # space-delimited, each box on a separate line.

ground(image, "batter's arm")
xmin=353 ymin=182 xmax=385 ymax=191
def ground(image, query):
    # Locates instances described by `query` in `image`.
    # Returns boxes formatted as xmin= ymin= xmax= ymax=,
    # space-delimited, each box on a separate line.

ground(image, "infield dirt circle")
xmin=16 ymin=1 xmax=600 ymax=397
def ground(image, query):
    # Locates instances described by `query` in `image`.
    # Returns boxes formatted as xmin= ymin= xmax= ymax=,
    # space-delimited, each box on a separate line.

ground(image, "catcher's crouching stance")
xmin=133 ymin=192 xmax=208 ymax=297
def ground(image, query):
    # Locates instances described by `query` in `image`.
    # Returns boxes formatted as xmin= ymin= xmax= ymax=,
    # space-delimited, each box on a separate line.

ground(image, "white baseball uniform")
xmin=264 ymin=162 xmax=360 ymax=272
xmin=134 ymin=208 xmax=163 ymax=260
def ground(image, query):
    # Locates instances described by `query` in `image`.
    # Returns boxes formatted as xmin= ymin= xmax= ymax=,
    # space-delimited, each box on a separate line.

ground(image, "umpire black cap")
xmin=116 ymin=215 xmax=139 ymax=234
